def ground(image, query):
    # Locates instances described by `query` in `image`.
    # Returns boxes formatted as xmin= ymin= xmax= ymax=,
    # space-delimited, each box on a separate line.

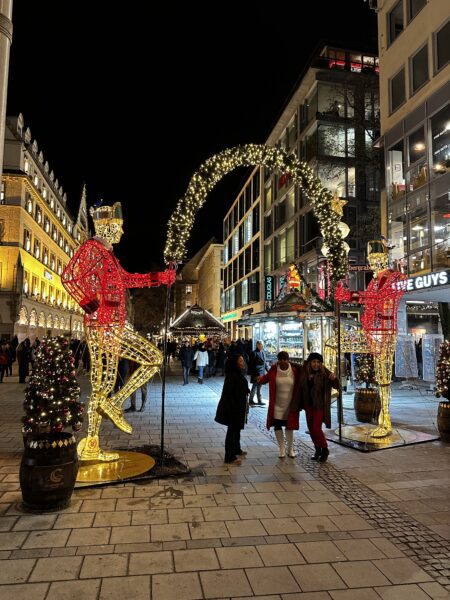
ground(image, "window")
xmin=388 ymin=1 xmax=404 ymax=45
xmin=318 ymin=124 xmax=354 ymax=157
xmin=50 ymin=254 xmax=55 ymax=270
xmin=52 ymin=225 xmax=57 ymax=241
xmin=242 ymin=278 xmax=248 ymax=305
xmin=265 ymin=185 xmax=272 ymax=211
xmin=410 ymin=45 xmax=428 ymax=93
xmin=435 ymin=19 xmax=450 ymax=71
xmin=252 ymin=204 xmax=260 ymax=236
xmin=252 ymin=240 xmax=260 ymax=270
xmin=24 ymin=158 xmax=29 ymax=173
xmin=249 ymin=272 xmax=260 ymax=302
xmin=244 ymin=213 xmax=252 ymax=243
xmin=44 ymin=217 xmax=50 ymax=233
xmin=245 ymin=246 xmax=251 ymax=274
xmin=245 ymin=186 xmax=252 ymax=212
xmin=408 ymin=127 xmax=426 ymax=165
xmin=431 ymin=104 xmax=450 ymax=176
xmin=431 ymin=194 xmax=450 ymax=269
xmin=408 ymin=0 xmax=426 ymax=22
xmin=387 ymin=140 xmax=405 ymax=200
xmin=185 ymin=285 xmax=192 ymax=294
xmin=409 ymin=192 xmax=429 ymax=250
xmin=185 ymin=301 xmax=192 ymax=309
xmin=0 ymin=182 xmax=4 ymax=203
xmin=43 ymin=248 xmax=48 ymax=265
xmin=23 ymin=229 xmax=31 ymax=251
xmin=252 ymin=171 xmax=260 ymax=201
xmin=390 ymin=68 xmax=405 ymax=113
xmin=27 ymin=198 xmax=33 ymax=213
xmin=34 ymin=239 xmax=40 ymax=259
xmin=35 ymin=207 xmax=42 ymax=224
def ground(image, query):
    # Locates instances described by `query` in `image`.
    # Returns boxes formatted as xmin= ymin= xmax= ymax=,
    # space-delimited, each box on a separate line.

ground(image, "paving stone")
xmin=30 ymin=556 xmax=84 ymax=582
xmin=23 ymin=530 xmax=70 ymax=549
xmin=329 ymin=588 xmax=384 ymax=599
xmin=12 ymin=515 xmax=57 ymax=531
xmin=296 ymin=541 xmax=346 ymax=563
xmin=334 ymin=538 xmax=386 ymax=560
xmin=0 ymin=532 xmax=27 ymax=550
xmin=200 ymin=568 xmax=253 ymax=598
xmin=67 ymin=526 xmax=111 ymax=547
xmin=372 ymin=558 xmax=433 ymax=584
xmin=216 ymin=546 xmax=263 ymax=569
xmin=246 ymin=565 xmax=300 ymax=595
xmin=100 ymin=575 xmax=150 ymax=599
xmin=261 ymin=518 xmax=303 ymax=536
xmin=333 ymin=561 xmax=391 ymax=588
xmin=289 ymin=563 xmax=347 ymax=591
xmin=79 ymin=554 xmax=128 ymax=579
xmin=0 ymin=583 xmax=48 ymax=600
xmin=129 ymin=550 xmax=173 ymax=575
xmin=226 ymin=519 xmax=267 ymax=538
xmin=93 ymin=511 xmax=132 ymax=527
xmin=0 ymin=558 xmax=36 ymax=584
xmin=54 ymin=512 xmax=95 ymax=529
xmin=235 ymin=505 xmax=274 ymax=520
xmin=46 ymin=578 xmax=101 ymax=600
xmin=374 ymin=583 xmax=431 ymax=599
xmin=256 ymin=543 xmax=305 ymax=566
xmin=151 ymin=523 xmax=190 ymax=542
xmin=152 ymin=572 xmax=203 ymax=600
xmin=174 ymin=548 xmax=220 ymax=571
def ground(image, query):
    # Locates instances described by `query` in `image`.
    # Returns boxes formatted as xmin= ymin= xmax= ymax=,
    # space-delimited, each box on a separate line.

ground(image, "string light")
xmin=22 ymin=337 xmax=84 ymax=434
xmin=164 ymin=144 xmax=348 ymax=286
xmin=436 ymin=340 xmax=450 ymax=400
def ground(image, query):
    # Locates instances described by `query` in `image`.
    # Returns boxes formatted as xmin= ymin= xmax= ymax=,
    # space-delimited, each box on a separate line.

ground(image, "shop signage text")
xmin=394 ymin=270 xmax=450 ymax=292
xmin=222 ymin=312 xmax=237 ymax=322
xmin=265 ymin=276 xmax=274 ymax=301
xmin=44 ymin=270 xmax=53 ymax=281
xmin=242 ymin=308 xmax=254 ymax=316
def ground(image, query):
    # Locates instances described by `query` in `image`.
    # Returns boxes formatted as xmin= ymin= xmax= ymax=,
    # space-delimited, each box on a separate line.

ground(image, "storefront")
xmin=237 ymin=291 xmax=334 ymax=361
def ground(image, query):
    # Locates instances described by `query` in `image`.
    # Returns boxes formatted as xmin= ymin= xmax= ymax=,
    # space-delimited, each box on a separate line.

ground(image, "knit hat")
xmin=306 ymin=352 xmax=323 ymax=363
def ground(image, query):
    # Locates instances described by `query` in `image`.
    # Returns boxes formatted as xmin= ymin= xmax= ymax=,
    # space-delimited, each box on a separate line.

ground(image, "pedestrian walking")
xmin=194 ymin=344 xmax=209 ymax=384
xmin=258 ymin=351 xmax=301 ymax=458
xmin=17 ymin=338 xmax=31 ymax=383
xmin=215 ymin=354 xmax=250 ymax=465
xmin=179 ymin=340 xmax=194 ymax=385
xmin=299 ymin=352 xmax=339 ymax=463
xmin=248 ymin=340 xmax=269 ymax=406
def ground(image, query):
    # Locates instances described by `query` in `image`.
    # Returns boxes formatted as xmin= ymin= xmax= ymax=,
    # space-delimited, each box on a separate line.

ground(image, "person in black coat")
xmin=179 ymin=340 xmax=195 ymax=385
xmin=215 ymin=354 xmax=250 ymax=465
xmin=215 ymin=342 xmax=225 ymax=376
xmin=248 ymin=340 xmax=269 ymax=406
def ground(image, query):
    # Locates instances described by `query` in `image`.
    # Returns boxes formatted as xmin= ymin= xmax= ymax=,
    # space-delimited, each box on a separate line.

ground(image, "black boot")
xmin=311 ymin=448 xmax=321 ymax=460
xmin=319 ymin=447 xmax=329 ymax=463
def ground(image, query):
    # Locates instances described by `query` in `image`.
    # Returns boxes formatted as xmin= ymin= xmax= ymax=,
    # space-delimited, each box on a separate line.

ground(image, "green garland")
xmin=164 ymin=144 xmax=348 ymax=286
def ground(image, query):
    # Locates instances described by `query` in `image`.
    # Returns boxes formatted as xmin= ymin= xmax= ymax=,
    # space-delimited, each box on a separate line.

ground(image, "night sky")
xmin=6 ymin=2 xmax=377 ymax=272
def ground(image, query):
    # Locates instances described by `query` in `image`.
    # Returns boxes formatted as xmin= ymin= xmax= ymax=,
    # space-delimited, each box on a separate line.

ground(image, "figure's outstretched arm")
xmin=121 ymin=267 xmax=176 ymax=289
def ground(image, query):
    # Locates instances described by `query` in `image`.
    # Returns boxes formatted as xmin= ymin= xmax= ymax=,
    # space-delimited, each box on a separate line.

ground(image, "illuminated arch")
xmin=46 ymin=314 xmax=53 ymax=328
xmin=54 ymin=315 xmax=60 ymax=329
xmin=60 ymin=316 xmax=65 ymax=330
xmin=38 ymin=312 xmax=46 ymax=327
xmin=165 ymin=144 xmax=347 ymax=285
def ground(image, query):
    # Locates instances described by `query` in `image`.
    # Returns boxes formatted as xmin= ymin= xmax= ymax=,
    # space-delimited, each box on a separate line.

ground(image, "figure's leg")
xmin=77 ymin=328 xmax=121 ymax=462
xmin=372 ymin=351 xmax=394 ymax=438
xmin=98 ymin=324 xmax=162 ymax=431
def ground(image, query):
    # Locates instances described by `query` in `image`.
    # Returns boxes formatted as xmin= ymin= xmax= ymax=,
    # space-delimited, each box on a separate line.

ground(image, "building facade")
xmin=375 ymin=0 xmax=450 ymax=340
xmin=0 ymin=114 xmax=89 ymax=341
xmin=221 ymin=168 xmax=262 ymax=339
xmin=197 ymin=243 xmax=223 ymax=318
xmin=221 ymin=44 xmax=381 ymax=348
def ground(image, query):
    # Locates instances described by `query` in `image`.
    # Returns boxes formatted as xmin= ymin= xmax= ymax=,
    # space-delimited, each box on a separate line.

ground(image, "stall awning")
xmin=169 ymin=304 xmax=226 ymax=335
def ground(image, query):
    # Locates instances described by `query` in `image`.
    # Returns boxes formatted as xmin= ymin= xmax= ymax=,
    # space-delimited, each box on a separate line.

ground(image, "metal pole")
xmin=336 ymin=300 xmax=342 ymax=442
xmin=160 ymin=265 xmax=173 ymax=464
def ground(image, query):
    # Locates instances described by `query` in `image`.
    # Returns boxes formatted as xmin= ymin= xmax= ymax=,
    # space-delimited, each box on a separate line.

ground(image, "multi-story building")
xmin=0 ymin=114 xmax=88 ymax=340
xmin=222 ymin=43 xmax=381 ymax=353
xmin=374 ymin=0 xmax=450 ymax=342
xmin=197 ymin=242 xmax=223 ymax=318
xmin=221 ymin=168 xmax=261 ymax=339
xmin=173 ymin=238 xmax=221 ymax=321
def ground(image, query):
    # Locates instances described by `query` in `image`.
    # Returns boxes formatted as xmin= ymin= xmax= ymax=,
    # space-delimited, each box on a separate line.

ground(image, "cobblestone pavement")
xmin=0 ymin=365 xmax=448 ymax=600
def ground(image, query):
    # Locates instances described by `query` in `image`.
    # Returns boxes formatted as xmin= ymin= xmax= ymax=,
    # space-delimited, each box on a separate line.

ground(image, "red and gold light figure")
xmin=62 ymin=202 xmax=175 ymax=462
xmin=335 ymin=241 xmax=407 ymax=437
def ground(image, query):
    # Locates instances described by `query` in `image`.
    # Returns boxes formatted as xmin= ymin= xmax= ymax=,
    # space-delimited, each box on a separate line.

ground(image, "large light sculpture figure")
xmin=62 ymin=202 xmax=175 ymax=462
xmin=335 ymin=241 xmax=407 ymax=437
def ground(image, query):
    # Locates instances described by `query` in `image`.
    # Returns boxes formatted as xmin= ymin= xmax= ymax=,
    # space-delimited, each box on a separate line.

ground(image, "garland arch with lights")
xmin=165 ymin=144 xmax=348 ymax=286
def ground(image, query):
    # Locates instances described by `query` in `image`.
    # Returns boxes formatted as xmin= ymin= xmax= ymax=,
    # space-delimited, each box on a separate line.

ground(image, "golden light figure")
xmin=62 ymin=202 xmax=174 ymax=462
xmin=333 ymin=241 xmax=407 ymax=438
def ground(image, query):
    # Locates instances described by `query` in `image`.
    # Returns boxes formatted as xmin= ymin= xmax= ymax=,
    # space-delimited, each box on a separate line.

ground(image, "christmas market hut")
xmin=169 ymin=304 xmax=226 ymax=340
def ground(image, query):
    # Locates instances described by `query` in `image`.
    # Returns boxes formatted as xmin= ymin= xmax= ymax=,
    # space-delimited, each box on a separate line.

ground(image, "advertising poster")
xmin=422 ymin=334 xmax=444 ymax=382
xmin=395 ymin=334 xmax=418 ymax=379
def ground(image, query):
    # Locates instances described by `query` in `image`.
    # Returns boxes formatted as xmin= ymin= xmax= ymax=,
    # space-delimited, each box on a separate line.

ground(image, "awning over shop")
xmin=170 ymin=304 xmax=226 ymax=335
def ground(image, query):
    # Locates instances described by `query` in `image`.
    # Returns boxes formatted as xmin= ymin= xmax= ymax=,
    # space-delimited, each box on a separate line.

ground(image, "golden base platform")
xmin=76 ymin=450 xmax=155 ymax=486
xmin=326 ymin=424 xmax=439 ymax=452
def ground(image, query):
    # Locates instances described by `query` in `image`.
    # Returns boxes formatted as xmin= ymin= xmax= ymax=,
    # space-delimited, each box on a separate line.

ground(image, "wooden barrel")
xmin=437 ymin=402 xmax=450 ymax=443
xmin=354 ymin=388 xmax=381 ymax=423
xmin=20 ymin=433 xmax=78 ymax=511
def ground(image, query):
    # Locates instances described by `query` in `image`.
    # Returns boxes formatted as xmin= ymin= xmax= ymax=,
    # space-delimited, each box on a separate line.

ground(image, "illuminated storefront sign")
xmin=222 ymin=312 xmax=237 ymax=322
xmin=265 ymin=276 xmax=274 ymax=301
xmin=44 ymin=270 xmax=53 ymax=281
xmin=394 ymin=270 xmax=450 ymax=292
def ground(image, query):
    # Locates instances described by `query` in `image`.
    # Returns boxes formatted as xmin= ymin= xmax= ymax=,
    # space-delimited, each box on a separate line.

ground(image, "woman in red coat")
xmin=258 ymin=351 xmax=301 ymax=458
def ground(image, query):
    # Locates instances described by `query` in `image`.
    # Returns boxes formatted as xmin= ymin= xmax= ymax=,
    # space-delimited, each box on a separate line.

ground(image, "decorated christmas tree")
xmin=354 ymin=353 xmax=377 ymax=388
xmin=436 ymin=340 xmax=450 ymax=401
xmin=22 ymin=337 xmax=84 ymax=434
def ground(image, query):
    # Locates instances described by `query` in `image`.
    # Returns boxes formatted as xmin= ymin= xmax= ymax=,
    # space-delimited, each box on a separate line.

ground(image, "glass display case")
xmin=279 ymin=321 xmax=304 ymax=359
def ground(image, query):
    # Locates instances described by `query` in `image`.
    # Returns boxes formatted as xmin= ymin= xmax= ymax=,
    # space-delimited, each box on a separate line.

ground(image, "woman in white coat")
xmin=194 ymin=345 xmax=209 ymax=384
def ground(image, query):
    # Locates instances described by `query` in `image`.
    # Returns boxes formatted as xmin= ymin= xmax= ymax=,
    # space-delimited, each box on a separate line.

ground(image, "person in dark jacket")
xmin=299 ymin=352 xmax=339 ymax=463
xmin=179 ymin=340 xmax=195 ymax=385
xmin=215 ymin=354 xmax=250 ymax=465
xmin=215 ymin=342 xmax=226 ymax=376
xmin=248 ymin=340 xmax=269 ymax=406
xmin=17 ymin=338 xmax=31 ymax=383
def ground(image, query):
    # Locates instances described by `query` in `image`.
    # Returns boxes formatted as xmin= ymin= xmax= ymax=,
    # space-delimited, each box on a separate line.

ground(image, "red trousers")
xmin=304 ymin=405 xmax=327 ymax=449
